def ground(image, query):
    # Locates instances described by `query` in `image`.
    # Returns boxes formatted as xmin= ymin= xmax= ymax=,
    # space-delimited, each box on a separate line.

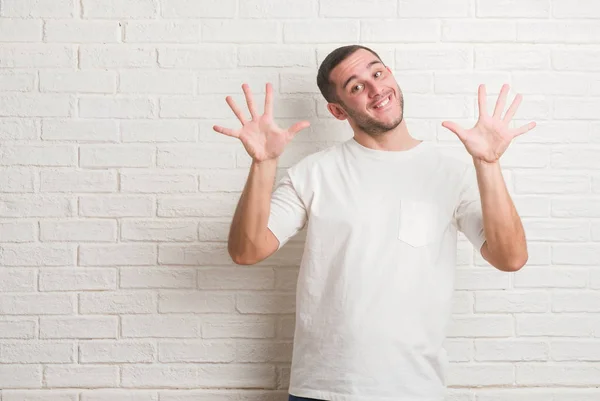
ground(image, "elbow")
xmin=228 ymin=243 xmax=261 ymax=266
xmin=500 ymin=252 xmax=528 ymax=273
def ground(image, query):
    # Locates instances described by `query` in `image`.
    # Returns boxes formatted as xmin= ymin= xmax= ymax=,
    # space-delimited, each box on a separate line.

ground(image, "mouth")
xmin=371 ymin=93 xmax=393 ymax=111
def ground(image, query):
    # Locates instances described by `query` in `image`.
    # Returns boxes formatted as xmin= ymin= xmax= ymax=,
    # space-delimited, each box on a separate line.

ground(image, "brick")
xmin=554 ymin=99 xmax=600 ymax=119
xmin=0 ymin=293 xmax=74 ymax=314
xmin=80 ymin=341 xmax=155 ymax=363
xmin=0 ymin=342 xmax=74 ymax=363
xmin=0 ymin=94 xmax=71 ymax=117
xmin=553 ymin=0 xmax=600 ymax=18
xmin=158 ymin=243 xmax=231 ymax=265
xmin=447 ymin=316 xmax=513 ymax=338
xmin=202 ymin=315 xmax=276 ymax=339
xmin=42 ymin=119 xmax=118 ymax=142
xmin=474 ymin=339 xmax=549 ymax=362
xmin=240 ymin=0 xmax=316 ymax=18
xmin=159 ymin=45 xmax=236 ymax=69
xmin=0 ymin=72 xmax=35 ymax=92
xmin=514 ymin=267 xmax=588 ymax=288
xmin=40 ymin=71 xmax=116 ymax=93
xmin=80 ymin=145 xmax=154 ymax=168
xmin=79 ymin=244 xmax=157 ymax=266
xmin=398 ymin=0 xmax=471 ymax=17
xmin=160 ymin=0 xmax=236 ymax=18
xmin=442 ymin=20 xmax=516 ymax=42
xmin=121 ymin=171 xmax=197 ymax=193
xmin=199 ymin=70 xmax=278 ymax=95
xmin=0 ymin=195 xmax=74 ymax=217
xmin=197 ymin=267 xmax=275 ymax=290
xmin=553 ymin=49 xmax=600 ymax=71
xmin=40 ymin=220 xmax=117 ymax=242
xmin=157 ymin=145 xmax=235 ymax=168
xmin=279 ymin=72 xmax=319 ymax=94
xmin=475 ymin=46 xmax=550 ymax=70
xmin=82 ymin=0 xmax=157 ymax=18
xmin=452 ymin=291 xmax=473 ymax=314
xmin=285 ymin=20 xmax=359 ymax=43
xmin=513 ymin=196 xmax=550 ymax=217
xmin=121 ymin=120 xmax=197 ymax=142
xmin=0 ymin=365 xmax=42 ymax=388
xmin=446 ymin=363 xmax=514 ymax=386
xmin=552 ymin=291 xmax=600 ymax=312
xmin=476 ymin=0 xmax=550 ymax=17
xmin=236 ymin=293 xmax=295 ymax=314
xmin=80 ymin=46 xmax=156 ymax=68
xmin=553 ymin=147 xmax=600 ymax=169
xmin=0 ymin=119 xmax=37 ymax=140
xmin=0 ymin=19 xmax=42 ymax=41
xmin=159 ymin=96 xmax=236 ymax=119
xmin=0 ymin=244 xmax=75 ymax=267
xmin=0 ymin=45 xmax=74 ymax=68
xmin=496 ymin=145 xmax=549 ymax=168
xmin=278 ymin=316 xmax=295 ymax=339
xmin=514 ymin=172 xmax=590 ymax=194
xmin=79 ymin=195 xmax=154 ymax=217
xmin=516 ymin=363 xmax=600 ymax=386
xmin=41 ymin=170 xmax=117 ymax=192
xmin=45 ymin=20 xmax=120 ymax=43
xmin=0 ymin=269 xmax=36 ymax=291
xmin=553 ymin=244 xmax=600 ymax=265
xmin=40 ymin=317 xmax=117 ymax=339
xmin=119 ymin=71 xmax=194 ymax=94
xmin=39 ymin=268 xmax=116 ymax=291
xmin=122 ymin=220 xmax=197 ymax=242
xmin=120 ymin=267 xmax=196 ymax=289
xmin=0 ymin=145 xmax=75 ymax=167
xmin=199 ymin=169 xmax=250 ymax=192
xmin=434 ymin=72 xmax=510 ymax=94
xmin=320 ymin=0 xmax=396 ymax=17
xmin=0 ymin=319 xmax=36 ymax=339
xmin=203 ymin=20 xmax=279 ymax=43
xmin=551 ymin=340 xmax=600 ymax=361
xmin=81 ymin=390 xmax=158 ymax=401
xmin=522 ymin=219 xmax=589 ymax=241
xmin=79 ymin=97 xmax=155 ymax=119
xmin=239 ymin=45 xmax=315 ymax=67
xmin=516 ymin=315 xmax=600 ymax=337
xmin=3 ymin=390 xmax=79 ymax=401
xmin=513 ymin=73 xmax=589 ymax=97
xmin=125 ymin=21 xmax=200 ymax=43
xmin=158 ymin=341 xmax=235 ymax=362
xmin=515 ymin=120 xmax=589 ymax=144
xmin=1 ymin=0 xmax=74 ymax=17
xmin=45 ymin=365 xmax=118 ymax=388
xmin=122 ymin=315 xmax=201 ymax=338
xmin=518 ymin=21 xmax=600 ymax=43
xmin=235 ymin=341 xmax=293 ymax=363
xmin=396 ymin=45 xmax=472 ymax=70
xmin=0 ymin=169 xmax=35 ymax=192
xmin=80 ymin=291 xmax=157 ymax=314
xmin=443 ymin=339 xmax=473 ymax=362
xmin=159 ymin=291 xmax=235 ymax=313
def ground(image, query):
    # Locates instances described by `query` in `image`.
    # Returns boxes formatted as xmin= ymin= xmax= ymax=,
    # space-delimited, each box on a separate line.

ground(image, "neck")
xmin=352 ymin=119 xmax=421 ymax=152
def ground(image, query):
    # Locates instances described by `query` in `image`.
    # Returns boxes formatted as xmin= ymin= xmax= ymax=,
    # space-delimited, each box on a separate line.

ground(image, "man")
xmin=213 ymin=45 xmax=534 ymax=401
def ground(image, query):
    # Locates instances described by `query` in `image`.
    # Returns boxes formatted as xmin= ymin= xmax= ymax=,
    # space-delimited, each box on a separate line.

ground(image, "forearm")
xmin=474 ymin=159 xmax=527 ymax=270
xmin=228 ymin=158 xmax=278 ymax=261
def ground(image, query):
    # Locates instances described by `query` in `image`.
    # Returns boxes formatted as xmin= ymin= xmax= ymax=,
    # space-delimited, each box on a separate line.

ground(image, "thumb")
xmin=441 ymin=121 xmax=466 ymax=142
xmin=287 ymin=120 xmax=310 ymax=136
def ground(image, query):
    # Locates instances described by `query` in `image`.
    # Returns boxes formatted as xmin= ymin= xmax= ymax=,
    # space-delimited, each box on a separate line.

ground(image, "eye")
xmin=351 ymin=83 xmax=363 ymax=93
xmin=374 ymin=71 xmax=382 ymax=78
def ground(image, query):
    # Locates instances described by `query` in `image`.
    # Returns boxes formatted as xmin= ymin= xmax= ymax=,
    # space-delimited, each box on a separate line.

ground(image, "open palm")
xmin=213 ymin=83 xmax=310 ymax=162
xmin=442 ymin=84 xmax=537 ymax=163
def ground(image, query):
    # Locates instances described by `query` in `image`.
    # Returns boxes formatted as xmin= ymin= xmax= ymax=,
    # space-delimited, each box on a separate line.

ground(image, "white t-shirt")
xmin=267 ymin=138 xmax=486 ymax=401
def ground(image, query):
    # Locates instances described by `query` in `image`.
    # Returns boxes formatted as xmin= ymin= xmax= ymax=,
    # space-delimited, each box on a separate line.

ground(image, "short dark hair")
xmin=316 ymin=45 xmax=384 ymax=103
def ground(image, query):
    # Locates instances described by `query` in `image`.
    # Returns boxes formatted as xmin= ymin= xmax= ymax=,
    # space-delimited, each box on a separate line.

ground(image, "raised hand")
xmin=441 ymin=84 xmax=536 ymax=163
xmin=213 ymin=83 xmax=310 ymax=162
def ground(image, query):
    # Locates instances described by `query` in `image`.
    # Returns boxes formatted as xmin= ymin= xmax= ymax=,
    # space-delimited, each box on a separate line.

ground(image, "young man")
xmin=213 ymin=45 xmax=535 ymax=401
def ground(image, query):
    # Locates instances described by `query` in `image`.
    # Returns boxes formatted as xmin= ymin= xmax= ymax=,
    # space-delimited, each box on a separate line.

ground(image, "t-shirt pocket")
xmin=398 ymin=199 xmax=445 ymax=247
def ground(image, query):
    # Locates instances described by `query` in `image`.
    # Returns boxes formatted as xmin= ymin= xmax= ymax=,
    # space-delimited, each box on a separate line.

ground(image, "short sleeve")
xmin=454 ymin=165 xmax=486 ymax=251
xmin=267 ymin=173 xmax=308 ymax=250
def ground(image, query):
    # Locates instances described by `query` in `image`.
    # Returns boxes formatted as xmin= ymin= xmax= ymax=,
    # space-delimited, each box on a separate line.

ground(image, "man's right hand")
xmin=213 ymin=83 xmax=310 ymax=162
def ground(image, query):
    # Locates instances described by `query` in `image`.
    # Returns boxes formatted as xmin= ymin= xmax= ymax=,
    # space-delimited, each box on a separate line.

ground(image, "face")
xmin=328 ymin=49 xmax=404 ymax=136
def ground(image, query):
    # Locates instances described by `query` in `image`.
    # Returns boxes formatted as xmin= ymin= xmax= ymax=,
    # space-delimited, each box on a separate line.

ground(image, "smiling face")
xmin=327 ymin=48 xmax=404 ymax=136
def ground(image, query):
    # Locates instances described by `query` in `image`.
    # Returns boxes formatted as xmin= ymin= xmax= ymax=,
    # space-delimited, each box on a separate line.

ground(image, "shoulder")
xmin=286 ymin=140 xmax=348 ymax=177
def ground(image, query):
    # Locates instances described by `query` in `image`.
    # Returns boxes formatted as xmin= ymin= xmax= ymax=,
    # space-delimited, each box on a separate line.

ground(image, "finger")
xmin=493 ymin=83 xmax=509 ymax=119
xmin=503 ymin=93 xmax=522 ymax=123
xmin=287 ymin=121 xmax=310 ymax=136
xmin=264 ymin=82 xmax=273 ymax=116
xmin=512 ymin=121 xmax=536 ymax=138
xmin=477 ymin=84 xmax=488 ymax=118
xmin=441 ymin=121 xmax=467 ymax=142
xmin=242 ymin=83 xmax=259 ymax=120
xmin=226 ymin=96 xmax=247 ymax=125
xmin=213 ymin=125 xmax=239 ymax=138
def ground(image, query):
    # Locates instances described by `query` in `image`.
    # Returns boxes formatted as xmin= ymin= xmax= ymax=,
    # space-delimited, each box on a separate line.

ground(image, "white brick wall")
xmin=0 ymin=0 xmax=599 ymax=399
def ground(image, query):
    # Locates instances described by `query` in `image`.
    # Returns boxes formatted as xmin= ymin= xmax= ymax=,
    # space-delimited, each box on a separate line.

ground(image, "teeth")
xmin=375 ymin=96 xmax=390 ymax=109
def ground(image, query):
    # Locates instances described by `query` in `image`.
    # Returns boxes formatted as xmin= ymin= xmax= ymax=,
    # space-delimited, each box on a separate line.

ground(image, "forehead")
xmin=329 ymin=49 xmax=382 ymax=86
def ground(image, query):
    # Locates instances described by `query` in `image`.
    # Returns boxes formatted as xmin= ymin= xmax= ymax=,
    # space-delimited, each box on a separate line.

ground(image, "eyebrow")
xmin=342 ymin=60 xmax=383 ymax=91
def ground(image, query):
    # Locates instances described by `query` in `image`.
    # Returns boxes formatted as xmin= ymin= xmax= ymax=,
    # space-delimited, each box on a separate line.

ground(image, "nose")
xmin=366 ymin=81 xmax=384 ymax=99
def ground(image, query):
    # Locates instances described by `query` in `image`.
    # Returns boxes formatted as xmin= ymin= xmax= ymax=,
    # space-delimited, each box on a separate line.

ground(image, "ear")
xmin=386 ymin=65 xmax=393 ymax=74
xmin=327 ymin=103 xmax=348 ymax=121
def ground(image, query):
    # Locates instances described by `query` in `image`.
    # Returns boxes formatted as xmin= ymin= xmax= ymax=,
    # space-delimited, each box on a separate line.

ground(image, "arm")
xmin=475 ymin=159 xmax=527 ymax=272
xmin=443 ymin=83 xmax=536 ymax=272
xmin=213 ymin=82 xmax=309 ymax=265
